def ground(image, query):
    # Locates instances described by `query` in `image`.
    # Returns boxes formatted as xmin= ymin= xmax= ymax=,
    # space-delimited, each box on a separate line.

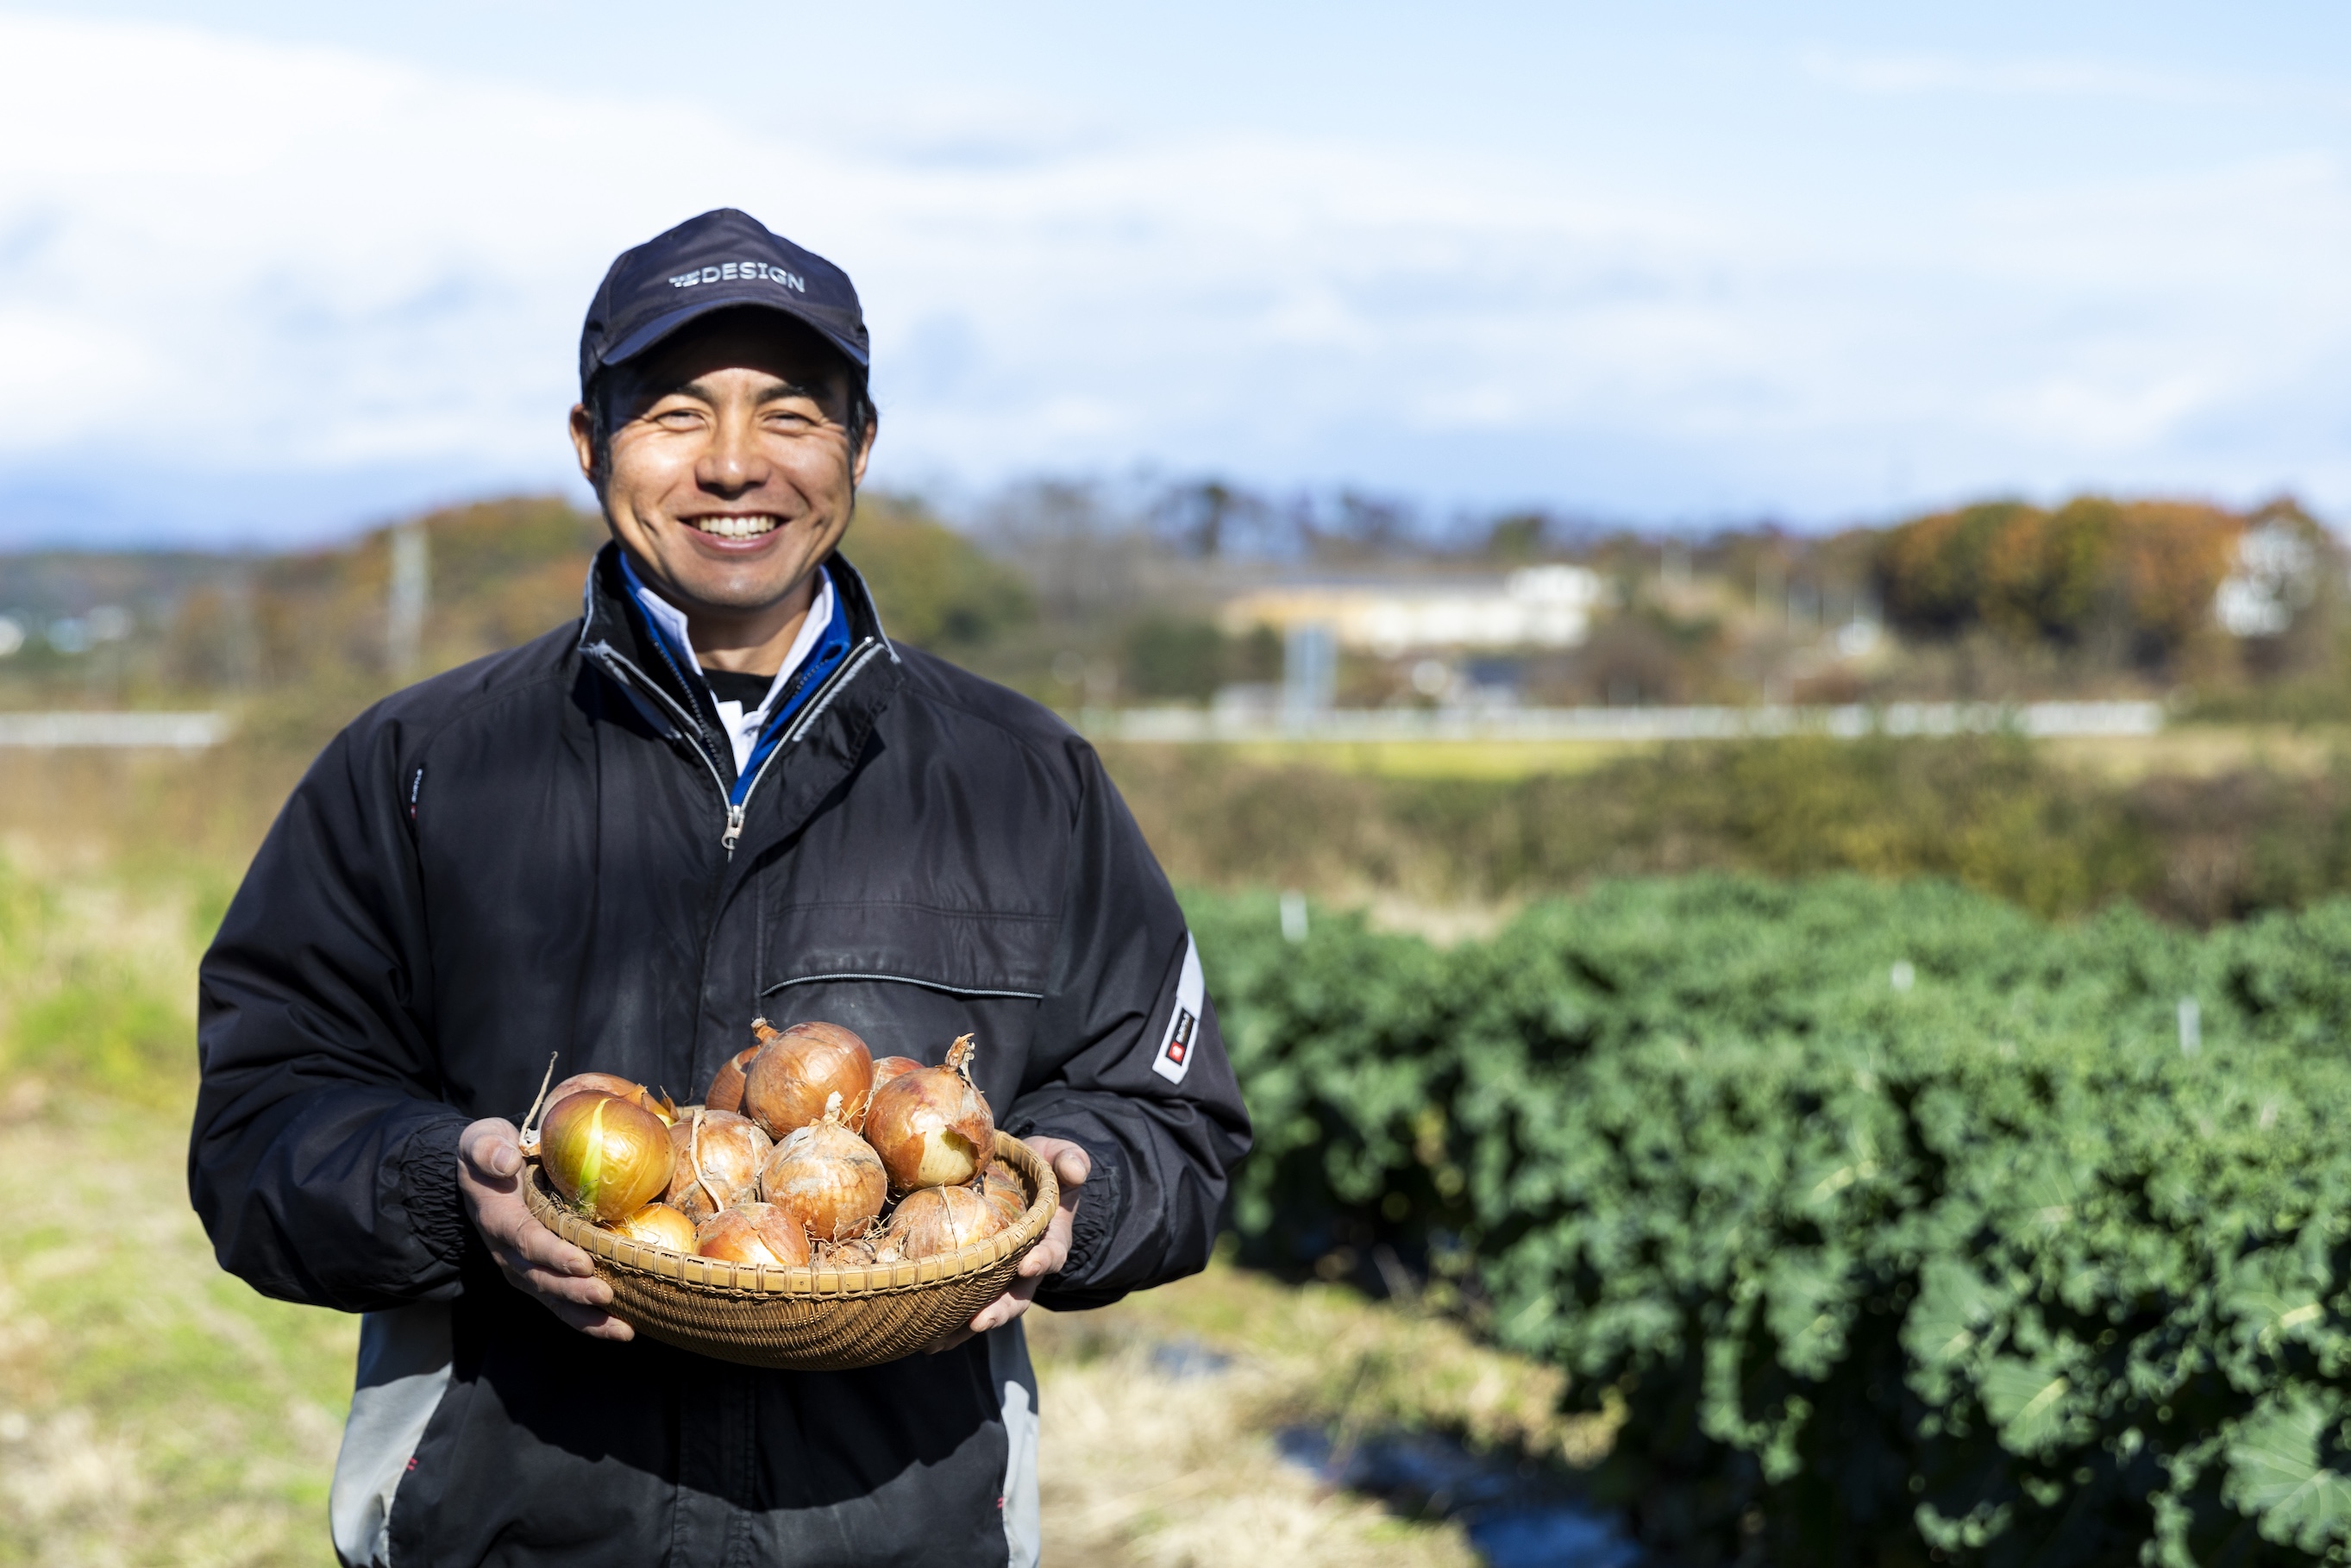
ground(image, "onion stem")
xmin=517 ymin=1051 xmax=560 ymax=1157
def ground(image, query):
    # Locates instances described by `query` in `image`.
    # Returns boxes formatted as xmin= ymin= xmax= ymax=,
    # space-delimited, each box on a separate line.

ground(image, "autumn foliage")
xmin=1875 ymin=496 xmax=2272 ymax=662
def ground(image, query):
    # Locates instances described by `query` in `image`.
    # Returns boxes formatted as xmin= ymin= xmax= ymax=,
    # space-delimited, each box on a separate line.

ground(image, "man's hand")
xmin=926 ymin=1136 xmax=1091 ymax=1353
xmin=457 ymin=1118 xmax=634 ymax=1341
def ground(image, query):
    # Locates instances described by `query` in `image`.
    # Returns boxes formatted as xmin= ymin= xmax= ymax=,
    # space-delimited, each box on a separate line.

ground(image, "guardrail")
xmin=1088 ymin=699 xmax=2166 ymax=744
xmin=0 ymin=712 xmax=236 ymax=749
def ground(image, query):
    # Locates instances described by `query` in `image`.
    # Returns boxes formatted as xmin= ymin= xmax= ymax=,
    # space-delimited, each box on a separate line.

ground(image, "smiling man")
xmin=189 ymin=210 xmax=1251 ymax=1568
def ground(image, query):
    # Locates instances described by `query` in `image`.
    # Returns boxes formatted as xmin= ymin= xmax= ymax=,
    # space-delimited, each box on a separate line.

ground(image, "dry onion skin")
xmin=742 ymin=1019 xmax=876 ymax=1139
xmin=542 ymin=1091 xmax=677 ymax=1224
xmin=549 ymin=1072 xmax=677 ymax=1126
xmin=705 ymin=1045 xmax=761 ymax=1116
xmin=664 ymin=1109 xmax=773 ymax=1225
xmin=979 ymin=1159 xmax=1029 ymax=1228
xmin=881 ymin=1182 xmax=1006 ymax=1260
xmin=863 ymin=1035 xmax=994 ymax=1192
xmin=760 ymin=1093 xmax=887 ymax=1243
xmin=693 ymin=1201 xmax=812 ymax=1268
xmin=869 ymin=1056 xmax=921 ymax=1098
xmin=817 ymin=1236 xmax=883 ymax=1269
xmin=605 ymin=1201 xmax=698 ymax=1253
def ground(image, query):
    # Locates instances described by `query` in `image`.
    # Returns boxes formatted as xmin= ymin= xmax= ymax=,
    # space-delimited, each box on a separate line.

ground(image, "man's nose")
xmin=696 ymin=411 xmax=771 ymax=496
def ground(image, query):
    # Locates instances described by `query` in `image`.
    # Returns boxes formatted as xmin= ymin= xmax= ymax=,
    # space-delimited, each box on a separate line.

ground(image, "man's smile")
xmin=679 ymin=513 xmax=784 ymax=541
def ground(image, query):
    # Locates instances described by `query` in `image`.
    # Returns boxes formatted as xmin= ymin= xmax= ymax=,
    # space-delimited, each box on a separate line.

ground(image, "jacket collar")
xmin=576 ymin=541 xmax=905 ymax=830
xmin=579 ymin=542 xmax=894 ymax=674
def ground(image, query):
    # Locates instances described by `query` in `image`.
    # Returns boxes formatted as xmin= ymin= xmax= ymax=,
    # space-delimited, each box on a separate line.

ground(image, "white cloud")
xmin=0 ymin=10 xmax=2346 ymax=539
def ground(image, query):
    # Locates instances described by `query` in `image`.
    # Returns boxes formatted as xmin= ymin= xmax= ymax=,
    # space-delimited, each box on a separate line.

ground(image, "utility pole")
xmin=387 ymin=522 xmax=429 ymax=679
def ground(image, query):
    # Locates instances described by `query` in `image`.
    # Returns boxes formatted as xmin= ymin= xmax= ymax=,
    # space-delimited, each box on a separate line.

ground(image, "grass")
xmin=0 ymin=1095 xmax=359 ymax=1568
xmin=0 ymin=837 xmax=1567 ymax=1567
xmin=1136 ymin=723 xmax=2351 ymax=784
xmin=1214 ymin=737 xmax=1662 ymax=780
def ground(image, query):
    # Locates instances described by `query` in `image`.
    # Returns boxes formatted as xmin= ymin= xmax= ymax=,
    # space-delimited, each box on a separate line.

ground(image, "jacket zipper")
xmin=586 ymin=643 xmax=735 ymax=803
xmin=719 ymin=639 xmax=887 ymax=853
xmin=592 ymin=637 xmax=884 ymax=857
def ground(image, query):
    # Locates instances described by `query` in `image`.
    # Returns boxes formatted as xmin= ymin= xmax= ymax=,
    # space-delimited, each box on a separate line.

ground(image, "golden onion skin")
xmin=693 ymin=1201 xmax=811 ymax=1268
xmin=549 ymin=1072 xmax=677 ymax=1126
xmin=664 ymin=1109 xmax=772 ymax=1224
xmin=980 ymin=1159 xmax=1028 ymax=1228
xmin=869 ymin=1056 xmax=921 ymax=1098
xmin=882 ymin=1183 xmax=1006 ymax=1260
xmin=742 ymin=1020 xmax=875 ymax=1139
xmin=705 ymin=1045 xmax=760 ymax=1116
xmin=542 ymin=1092 xmax=675 ymax=1223
xmin=760 ymin=1117 xmax=887 ymax=1243
xmin=817 ymin=1236 xmax=882 ymax=1269
xmin=606 ymin=1201 xmax=698 ymax=1253
xmin=863 ymin=1037 xmax=994 ymax=1193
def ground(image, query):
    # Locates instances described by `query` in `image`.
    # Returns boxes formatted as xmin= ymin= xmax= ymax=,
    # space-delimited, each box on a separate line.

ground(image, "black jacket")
xmin=190 ymin=546 xmax=1251 ymax=1567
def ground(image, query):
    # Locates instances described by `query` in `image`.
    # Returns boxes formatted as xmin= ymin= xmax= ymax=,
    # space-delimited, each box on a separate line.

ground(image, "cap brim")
xmin=595 ymin=290 xmax=869 ymax=379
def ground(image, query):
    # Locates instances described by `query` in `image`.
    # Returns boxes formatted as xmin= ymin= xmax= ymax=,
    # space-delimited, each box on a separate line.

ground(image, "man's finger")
xmin=535 ymin=1295 xmax=634 ymax=1339
xmin=965 ymin=1276 xmax=1044 ymax=1337
xmin=1050 ymin=1146 xmax=1091 ymax=1188
xmin=517 ymin=1267 xmax=615 ymax=1308
xmin=501 ymin=1213 xmax=598 ymax=1276
xmin=459 ymin=1119 xmax=523 ymax=1176
xmin=1015 ymin=1233 xmax=1069 ymax=1279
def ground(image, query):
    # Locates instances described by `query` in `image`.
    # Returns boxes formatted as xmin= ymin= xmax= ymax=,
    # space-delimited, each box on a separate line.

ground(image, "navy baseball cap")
xmin=578 ymin=209 xmax=869 ymax=397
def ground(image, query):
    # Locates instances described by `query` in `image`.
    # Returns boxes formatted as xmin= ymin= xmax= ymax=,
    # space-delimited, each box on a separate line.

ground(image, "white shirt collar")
xmin=632 ymin=568 xmax=837 ymax=776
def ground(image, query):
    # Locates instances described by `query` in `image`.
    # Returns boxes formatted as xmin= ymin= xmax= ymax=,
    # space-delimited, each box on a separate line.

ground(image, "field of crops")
xmin=13 ymin=723 xmax=2351 ymax=1565
xmin=1194 ymin=876 xmax=2351 ymax=1565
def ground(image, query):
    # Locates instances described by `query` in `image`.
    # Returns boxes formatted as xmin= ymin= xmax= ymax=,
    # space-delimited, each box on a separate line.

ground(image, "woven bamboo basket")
xmin=523 ymin=1131 xmax=1059 ymax=1370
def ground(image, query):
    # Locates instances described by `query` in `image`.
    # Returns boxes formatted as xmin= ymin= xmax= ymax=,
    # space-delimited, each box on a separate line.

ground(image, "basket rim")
xmin=525 ymin=1129 xmax=1058 ymax=1300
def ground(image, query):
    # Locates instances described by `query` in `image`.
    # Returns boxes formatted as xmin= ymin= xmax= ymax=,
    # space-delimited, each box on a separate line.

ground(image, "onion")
xmin=605 ymin=1201 xmax=697 ymax=1253
xmin=541 ymin=1091 xmax=676 ymax=1223
xmin=693 ymin=1201 xmax=811 ymax=1268
xmin=870 ymin=1056 xmax=921 ymax=1096
xmin=980 ymin=1158 xmax=1029 ymax=1228
xmin=549 ymin=1072 xmax=677 ymax=1126
xmin=705 ymin=1046 xmax=760 ymax=1115
xmin=742 ymin=1019 xmax=875 ymax=1138
xmin=760 ymin=1093 xmax=887 ymax=1243
xmin=862 ymin=1034 xmax=994 ymax=1192
xmin=664 ymin=1108 xmax=773 ymax=1224
xmin=817 ymin=1236 xmax=882 ymax=1269
xmin=881 ymin=1182 xmax=1006 ymax=1260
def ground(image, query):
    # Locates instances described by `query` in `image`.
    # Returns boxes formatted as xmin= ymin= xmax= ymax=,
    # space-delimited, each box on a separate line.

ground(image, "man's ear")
xmin=567 ymin=403 xmax=601 ymax=490
xmin=850 ymin=407 xmax=878 ymax=490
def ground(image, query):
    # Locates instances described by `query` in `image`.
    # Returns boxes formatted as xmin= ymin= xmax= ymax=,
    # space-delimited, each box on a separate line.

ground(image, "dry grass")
xmin=1034 ymin=1343 xmax=1478 ymax=1568
xmin=1025 ymin=1262 xmax=1620 ymax=1566
xmin=2037 ymin=724 xmax=2351 ymax=781
xmin=0 ymin=1094 xmax=357 ymax=1568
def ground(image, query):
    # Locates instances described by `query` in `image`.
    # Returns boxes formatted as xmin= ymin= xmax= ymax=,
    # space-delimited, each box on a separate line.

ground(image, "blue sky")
xmin=1 ymin=3 xmax=2347 ymax=543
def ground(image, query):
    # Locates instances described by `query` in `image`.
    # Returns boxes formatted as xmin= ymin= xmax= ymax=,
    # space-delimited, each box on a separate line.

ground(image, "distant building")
xmin=1221 ymin=565 xmax=1608 ymax=655
xmin=2214 ymin=520 xmax=2318 ymax=637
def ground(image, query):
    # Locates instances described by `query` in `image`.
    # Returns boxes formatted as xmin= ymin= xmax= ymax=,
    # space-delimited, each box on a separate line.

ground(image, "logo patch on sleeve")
xmin=1150 ymin=936 xmax=1207 ymax=1085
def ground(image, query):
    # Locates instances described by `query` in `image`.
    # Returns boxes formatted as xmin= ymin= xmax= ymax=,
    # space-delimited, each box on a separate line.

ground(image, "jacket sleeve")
xmin=188 ymin=713 xmax=474 ymax=1314
xmin=1001 ymin=743 xmax=1253 ymax=1310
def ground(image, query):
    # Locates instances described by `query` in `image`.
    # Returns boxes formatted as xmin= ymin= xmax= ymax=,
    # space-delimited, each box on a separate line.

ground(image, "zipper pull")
xmin=722 ymin=803 xmax=746 ymax=854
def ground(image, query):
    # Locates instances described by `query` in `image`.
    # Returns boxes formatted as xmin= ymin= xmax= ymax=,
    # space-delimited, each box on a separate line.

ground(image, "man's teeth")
xmin=692 ymin=516 xmax=780 ymax=540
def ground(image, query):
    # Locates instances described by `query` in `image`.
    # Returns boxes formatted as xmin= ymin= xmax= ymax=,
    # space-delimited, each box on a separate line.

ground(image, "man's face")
xmin=570 ymin=311 xmax=873 ymax=619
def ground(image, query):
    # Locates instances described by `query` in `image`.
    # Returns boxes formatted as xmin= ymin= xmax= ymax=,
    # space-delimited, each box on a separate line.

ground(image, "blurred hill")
xmin=0 ymin=480 xmax=2342 ymax=724
xmin=0 ymin=492 xmax=1033 ymax=717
